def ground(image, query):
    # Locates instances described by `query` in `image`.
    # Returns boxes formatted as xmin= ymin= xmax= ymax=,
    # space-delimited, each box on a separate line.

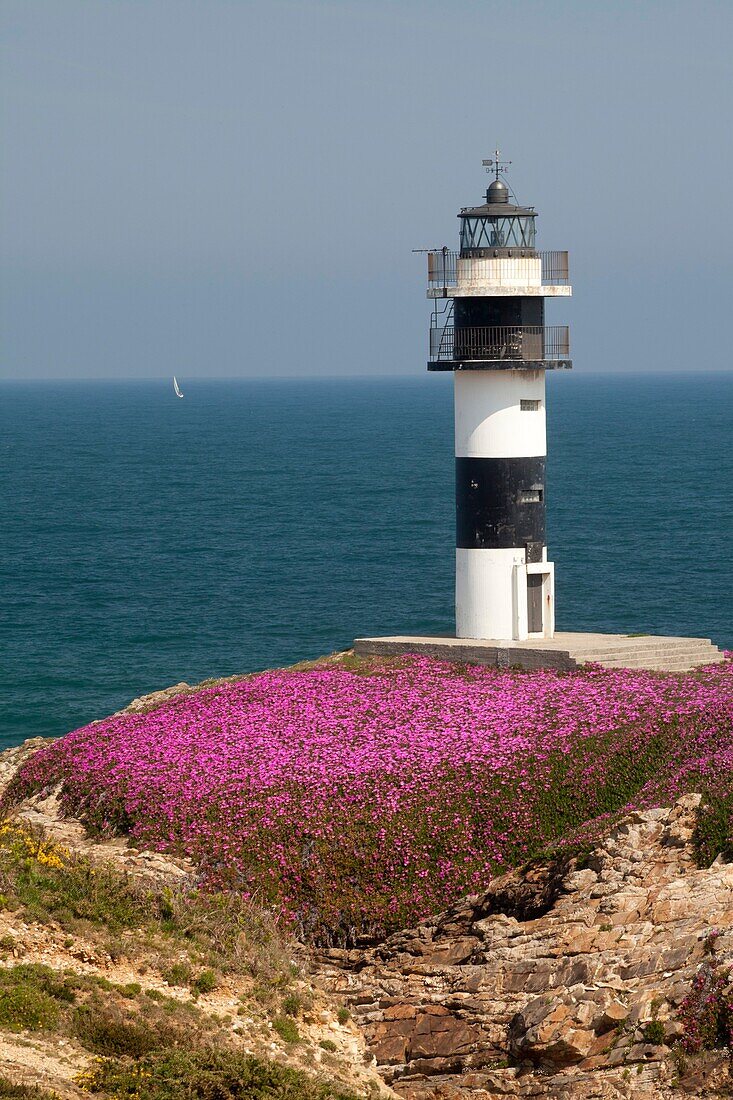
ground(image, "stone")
xmin=317 ymin=799 xmax=733 ymax=1098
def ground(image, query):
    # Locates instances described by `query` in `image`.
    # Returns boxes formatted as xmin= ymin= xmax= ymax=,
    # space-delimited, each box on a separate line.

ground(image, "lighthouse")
xmin=355 ymin=155 xmax=725 ymax=671
xmin=427 ymin=153 xmax=572 ymax=641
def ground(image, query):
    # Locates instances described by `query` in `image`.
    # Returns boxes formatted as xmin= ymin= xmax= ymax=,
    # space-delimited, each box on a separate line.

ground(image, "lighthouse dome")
xmin=486 ymin=178 xmax=509 ymax=203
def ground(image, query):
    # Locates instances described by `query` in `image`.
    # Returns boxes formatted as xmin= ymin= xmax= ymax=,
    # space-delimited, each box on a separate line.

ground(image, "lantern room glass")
xmin=460 ymin=215 xmax=536 ymax=252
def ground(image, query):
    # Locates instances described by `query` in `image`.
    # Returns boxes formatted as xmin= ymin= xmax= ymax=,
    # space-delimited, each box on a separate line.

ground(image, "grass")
xmin=192 ymin=969 xmax=218 ymax=995
xmin=0 ymin=963 xmax=218 ymax=1054
xmin=0 ymin=822 xmax=292 ymax=985
xmin=0 ymin=963 xmax=355 ymax=1096
xmin=84 ymin=1049 xmax=360 ymax=1099
xmin=272 ymin=1015 xmax=301 ymax=1043
xmin=0 ymin=1081 xmax=61 ymax=1099
xmin=694 ymin=791 xmax=733 ymax=867
xmin=282 ymin=993 xmax=302 ymax=1017
xmin=0 ymin=825 xmax=367 ymax=1098
xmin=642 ymin=1019 xmax=666 ymax=1045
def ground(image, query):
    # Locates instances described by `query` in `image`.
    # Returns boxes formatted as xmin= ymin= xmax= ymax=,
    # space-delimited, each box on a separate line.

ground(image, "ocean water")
xmin=1 ymin=372 xmax=731 ymax=749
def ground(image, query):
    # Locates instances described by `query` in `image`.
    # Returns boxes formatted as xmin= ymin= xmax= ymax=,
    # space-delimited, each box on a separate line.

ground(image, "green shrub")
xmin=642 ymin=1019 xmax=666 ymax=1045
xmin=283 ymin=993 xmax=302 ymax=1017
xmin=191 ymin=969 xmax=217 ymax=995
xmin=85 ymin=1049 xmax=359 ymax=1100
xmin=336 ymin=1007 xmax=350 ymax=1025
xmin=145 ymin=988 xmax=168 ymax=1002
xmin=71 ymin=987 xmax=212 ymax=1058
xmin=0 ymin=841 xmax=148 ymax=933
xmin=116 ymin=981 xmax=142 ymax=998
xmin=2 ymin=964 xmax=80 ymax=1002
xmin=694 ymin=793 xmax=733 ymax=866
xmin=72 ymin=1003 xmax=159 ymax=1057
xmin=319 ymin=1039 xmax=338 ymax=1052
xmin=0 ymin=964 xmax=88 ymax=1032
xmin=0 ymin=985 xmax=59 ymax=1032
xmin=0 ymin=825 xmax=292 ymax=986
xmin=162 ymin=962 xmax=192 ymax=987
xmin=272 ymin=1014 xmax=300 ymax=1043
xmin=0 ymin=1079 xmax=61 ymax=1099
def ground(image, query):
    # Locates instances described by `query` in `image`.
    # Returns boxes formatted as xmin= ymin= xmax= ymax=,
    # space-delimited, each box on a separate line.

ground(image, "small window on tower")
xmin=520 ymin=399 xmax=541 ymax=412
xmin=518 ymin=488 xmax=543 ymax=504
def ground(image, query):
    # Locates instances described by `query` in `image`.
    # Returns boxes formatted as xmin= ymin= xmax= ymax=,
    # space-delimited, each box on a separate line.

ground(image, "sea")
xmin=1 ymin=372 xmax=731 ymax=750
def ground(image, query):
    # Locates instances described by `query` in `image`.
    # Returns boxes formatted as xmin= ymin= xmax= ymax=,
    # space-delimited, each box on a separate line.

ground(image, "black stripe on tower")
xmin=456 ymin=457 xmax=546 ymax=549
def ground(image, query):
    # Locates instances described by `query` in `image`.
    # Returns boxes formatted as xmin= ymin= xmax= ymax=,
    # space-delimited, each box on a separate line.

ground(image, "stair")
xmin=563 ymin=636 xmax=725 ymax=672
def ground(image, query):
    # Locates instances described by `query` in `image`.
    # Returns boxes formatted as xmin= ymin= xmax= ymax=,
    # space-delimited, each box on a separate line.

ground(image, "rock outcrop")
xmin=318 ymin=796 xmax=733 ymax=1098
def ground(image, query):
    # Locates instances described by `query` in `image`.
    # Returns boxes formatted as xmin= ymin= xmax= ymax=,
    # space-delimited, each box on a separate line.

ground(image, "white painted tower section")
xmin=454 ymin=370 xmax=546 ymax=458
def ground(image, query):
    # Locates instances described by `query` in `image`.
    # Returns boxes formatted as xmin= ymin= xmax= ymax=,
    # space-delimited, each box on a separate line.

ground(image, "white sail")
xmin=173 ymin=376 xmax=184 ymax=398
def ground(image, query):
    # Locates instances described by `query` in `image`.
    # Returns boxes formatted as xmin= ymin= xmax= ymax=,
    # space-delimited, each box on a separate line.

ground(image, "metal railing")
xmin=426 ymin=250 xmax=569 ymax=287
xmin=540 ymin=250 xmax=569 ymax=283
xmin=430 ymin=325 xmax=570 ymax=362
xmin=427 ymin=250 xmax=458 ymax=286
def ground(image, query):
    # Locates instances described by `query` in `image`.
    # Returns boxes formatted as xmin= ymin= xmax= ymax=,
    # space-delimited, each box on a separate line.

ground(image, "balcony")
xmin=429 ymin=324 xmax=571 ymax=370
xmin=426 ymin=250 xmax=570 ymax=296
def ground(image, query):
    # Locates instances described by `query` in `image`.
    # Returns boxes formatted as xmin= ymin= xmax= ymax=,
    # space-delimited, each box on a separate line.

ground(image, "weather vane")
xmin=482 ymin=148 xmax=511 ymax=181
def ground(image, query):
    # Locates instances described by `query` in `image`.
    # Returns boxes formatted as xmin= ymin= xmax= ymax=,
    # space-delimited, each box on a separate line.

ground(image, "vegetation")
xmin=642 ymin=1019 xmax=666 ymax=1045
xmin=0 ymin=1080 xmax=60 ymax=1100
xmin=0 ymin=822 xmax=291 ymax=984
xmin=694 ymin=791 xmax=733 ymax=867
xmin=6 ymin=654 xmax=732 ymax=944
xmin=272 ymin=1015 xmax=301 ymax=1044
xmin=678 ymin=959 xmax=733 ymax=1054
xmin=0 ymin=830 xmax=364 ymax=1097
xmin=0 ymin=963 xmax=218 ymax=1051
xmin=83 ymin=1049 xmax=359 ymax=1099
xmin=3 ymin=655 xmax=733 ymax=1093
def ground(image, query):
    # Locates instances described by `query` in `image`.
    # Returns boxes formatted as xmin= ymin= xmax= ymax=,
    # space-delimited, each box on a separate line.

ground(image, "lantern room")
xmin=459 ymin=177 xmax=537 ymax=257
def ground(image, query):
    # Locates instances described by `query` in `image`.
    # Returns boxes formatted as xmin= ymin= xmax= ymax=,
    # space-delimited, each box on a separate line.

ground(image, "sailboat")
xmin=173 ymin=376 xmax=184 ymax=399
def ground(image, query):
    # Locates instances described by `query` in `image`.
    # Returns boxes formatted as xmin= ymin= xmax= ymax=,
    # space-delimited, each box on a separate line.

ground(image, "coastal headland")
xmin=0 ymin=651 xmax=732 ymax=1098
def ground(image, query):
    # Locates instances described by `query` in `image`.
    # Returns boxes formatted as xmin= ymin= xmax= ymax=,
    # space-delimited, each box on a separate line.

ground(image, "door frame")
xmin=513 ymin=561 xmax=555 ymax=640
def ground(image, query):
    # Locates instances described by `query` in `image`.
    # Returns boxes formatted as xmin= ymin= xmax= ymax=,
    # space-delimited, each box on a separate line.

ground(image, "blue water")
xmin=1 ymin=373 xmax=731 ymax=749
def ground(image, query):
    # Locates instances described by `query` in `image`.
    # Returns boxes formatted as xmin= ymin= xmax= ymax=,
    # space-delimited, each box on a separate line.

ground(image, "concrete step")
xmin=569 ymin=637 xmax=717 ymax=654
xmin=574 ymin=653 xmax=725 ymax=671
xmin=572 ymin=643 xmax=722 ymax=659
xmin=590 ymin=656 xmax=725 ymax=668
xmin=601 ymin=662 xmax=723 ymax=673
xmin=569 ymin=644 xmax=722 ymax=662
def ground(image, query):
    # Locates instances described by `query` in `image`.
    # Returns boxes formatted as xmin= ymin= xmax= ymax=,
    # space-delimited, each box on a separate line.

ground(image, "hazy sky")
xmin=2 ymin=0 xmax=732 ymax=379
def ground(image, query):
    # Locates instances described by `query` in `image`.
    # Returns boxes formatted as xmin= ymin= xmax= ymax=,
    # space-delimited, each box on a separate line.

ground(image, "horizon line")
xmin=2 ymin=367 xmax=733 ymax=384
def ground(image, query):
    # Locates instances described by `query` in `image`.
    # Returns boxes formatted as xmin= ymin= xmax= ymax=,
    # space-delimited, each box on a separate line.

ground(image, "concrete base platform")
xmin=353 ymin=632 xmax=727 ymax=673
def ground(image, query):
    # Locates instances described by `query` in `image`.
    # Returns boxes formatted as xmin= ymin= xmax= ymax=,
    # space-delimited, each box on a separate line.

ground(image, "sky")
xmin=1 ymin=0 xmax=732 ymax=380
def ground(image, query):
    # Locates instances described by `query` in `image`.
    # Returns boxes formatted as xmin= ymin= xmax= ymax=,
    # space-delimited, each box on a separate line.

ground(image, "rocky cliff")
xmin=318 ymin=796 xmax=733 ymax=1098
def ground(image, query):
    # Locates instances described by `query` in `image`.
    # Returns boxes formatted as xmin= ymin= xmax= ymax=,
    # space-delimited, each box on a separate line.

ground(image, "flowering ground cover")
xmin=6 ymin=655 xmax=733 ymax=944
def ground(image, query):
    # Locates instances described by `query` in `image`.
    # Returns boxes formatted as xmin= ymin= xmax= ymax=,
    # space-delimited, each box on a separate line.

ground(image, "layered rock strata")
xmin=318 ymin=796 xmax=733 ymax=1098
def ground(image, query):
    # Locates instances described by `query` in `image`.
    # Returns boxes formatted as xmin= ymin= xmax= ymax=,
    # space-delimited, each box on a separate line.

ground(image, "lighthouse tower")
xmin=427 ymin=154 xmax=572 ymax=641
